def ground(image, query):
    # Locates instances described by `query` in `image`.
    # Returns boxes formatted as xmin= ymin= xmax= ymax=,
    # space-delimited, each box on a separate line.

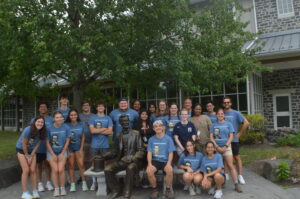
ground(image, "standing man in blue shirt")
xmin=32 ymin=102 xmax=54 ymax=192
xmin=223 ymin=96 xmax=249 ymax=184
xmin=88 ymin=101 xmax=113 ymax=191
xmin=147 ymin=120 xmax=175 ymax=199
xmin=57 ymin=93 xmax=70 ymax=121
xmin=109 ymin=98 xmax=139 ymax=141
xmin=183 ymin=98 xmax=193 ymax=118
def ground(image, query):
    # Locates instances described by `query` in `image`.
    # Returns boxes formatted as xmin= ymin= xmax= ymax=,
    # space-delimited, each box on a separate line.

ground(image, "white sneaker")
xmin=183 ymin=184 xmax=189 ymax=191
xmin=214 ymin=189 xmax=223 ymax=199
xmin=32 ymin=190 xmax=40 ymax=199
xmin=238 ymin=175 xmax=246 ymax=185
xmin=195 ymin=185 xmax=202 ymax=195
xmin=208 ymin=187 xmax=215 ymax=195
xmin=21 ymin=192 xmax=32 ymax=199
xmin=46 ymin=181 xmax=54 ymax=191
xmin=90 ymin=182 xmax=97 ymax=191
xmin=53 ymin=188 xmax=60 ymax=197
xmin=225 ymin=173 xmax=230 ymax=181
xmin=70 ymin=183 xmax=76 ymax=192
xmin=37 ymin=182 xmax=45 ymax=192
xmin=60 ymin=187 xmax=67 ymax=196
xmin=82 ymin=181 xmax=88 ymax=191
xmin=189 ymin=185 xmax=196 ymax=196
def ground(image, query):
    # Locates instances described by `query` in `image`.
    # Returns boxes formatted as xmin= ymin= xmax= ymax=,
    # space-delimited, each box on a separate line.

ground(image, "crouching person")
xmin=200 ymin=141 xmax=225 ymax=199
xmin=104 ymin=114 xmax=144 ymax=199
xmin=178 ymin=139 xmax=203 ymax=196
xmin=146 ymin=120 xmax=175 ymax=199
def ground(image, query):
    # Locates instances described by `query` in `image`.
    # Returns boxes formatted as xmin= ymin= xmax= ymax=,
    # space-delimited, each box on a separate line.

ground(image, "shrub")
xmin=239 ymin=131 xmax=265 ymax=144
xmin=276 ymin=132 xmax=300 ymax=147
xmin=276 ymin=161 xmax=290 ymax=181
xmin=245 ymin=114 xmax=268 ymax=132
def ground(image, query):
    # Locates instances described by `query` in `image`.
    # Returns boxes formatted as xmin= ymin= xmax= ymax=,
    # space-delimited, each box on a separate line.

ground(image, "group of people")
xmin=16 ymin=94 xmax=249 ymax=199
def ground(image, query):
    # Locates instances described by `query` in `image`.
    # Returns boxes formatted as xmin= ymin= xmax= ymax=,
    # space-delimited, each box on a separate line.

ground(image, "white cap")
xmin=153 ymin=120 xmax=163 ymax=126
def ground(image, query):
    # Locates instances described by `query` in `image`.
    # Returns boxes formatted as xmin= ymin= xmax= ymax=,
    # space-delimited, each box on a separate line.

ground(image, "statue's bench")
xmin=84 ymin=167 xmax=185 ymax=196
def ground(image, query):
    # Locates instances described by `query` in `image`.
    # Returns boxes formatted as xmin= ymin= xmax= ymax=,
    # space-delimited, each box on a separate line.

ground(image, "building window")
xmin=273 ymin=94 xmax=292 ymax=129
xmin=276 ymin=0 xmax=294 ymax=18
xmin=3 ymin=98 xmax=17 ymax=127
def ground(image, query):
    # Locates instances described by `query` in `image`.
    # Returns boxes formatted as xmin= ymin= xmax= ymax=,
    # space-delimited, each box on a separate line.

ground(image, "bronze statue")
xmin=104 ymin=114 xmax=145 ymax=199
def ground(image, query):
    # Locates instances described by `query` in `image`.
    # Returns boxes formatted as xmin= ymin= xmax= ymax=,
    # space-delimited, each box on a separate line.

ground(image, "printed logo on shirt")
xmin=154 ymin=145 xmax=160 ymax=156
xmin=51 ymin=135 xmax=60 ymax=147
xmin=188 ymin=127 xmax=192 ymax=133
xmin=214 ymin=128 xmax=221 ymax=139
xmin=28 ymin=138 xmax=35 ymax=147
xmin=185 ymin=161 xmax=191 ymax=167
xmin=206 ymin=166 xmax=212 ymax=173
xmin=70 ymin=131 xmax=76 ymax=143
xmin=95 ymin=121 xmax=102 ymax=128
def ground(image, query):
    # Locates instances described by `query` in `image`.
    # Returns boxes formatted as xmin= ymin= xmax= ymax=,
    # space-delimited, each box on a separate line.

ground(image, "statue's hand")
xmin=121 ymin=155 xmax=133 ymax=163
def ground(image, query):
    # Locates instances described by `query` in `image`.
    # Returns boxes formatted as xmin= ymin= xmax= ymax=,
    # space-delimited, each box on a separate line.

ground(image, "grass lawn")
xmin=240 ymin=146 xmax=300 ymax=166
xmin=0 ymin=131 xmax=21 ymax=159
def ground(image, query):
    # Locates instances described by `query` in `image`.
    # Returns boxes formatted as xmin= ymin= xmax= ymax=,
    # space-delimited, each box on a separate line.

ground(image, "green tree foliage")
xmin=0 ymin=0 xmax=265 ymax=108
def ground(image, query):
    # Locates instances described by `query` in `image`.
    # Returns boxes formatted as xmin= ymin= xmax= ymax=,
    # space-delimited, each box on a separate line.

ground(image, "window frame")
xmin=276 ymin=0 xmax=294 ymax=18
xmin=273 ymin=93 xmax=292 ymax=129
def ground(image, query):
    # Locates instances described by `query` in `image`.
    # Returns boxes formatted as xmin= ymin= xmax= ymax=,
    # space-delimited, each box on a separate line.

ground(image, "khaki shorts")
xmin=223 ymin=145 xmax=233 ymax=156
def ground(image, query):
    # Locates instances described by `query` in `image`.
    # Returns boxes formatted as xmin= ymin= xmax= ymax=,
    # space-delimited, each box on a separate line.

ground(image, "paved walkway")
xmin=0 ymin=169 xmax=297 ymax=199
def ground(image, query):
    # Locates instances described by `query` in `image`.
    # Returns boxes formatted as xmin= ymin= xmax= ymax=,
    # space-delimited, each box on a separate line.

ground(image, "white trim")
xmin=246 ymin=75 xmax=252 ymax=114
xmin=273 ymin=93 xmax=292 ymax=129
xmin=276 ymin=0 xmax=294 ymax=18
xmin=252 ymin=0 xmax=258 ymax=33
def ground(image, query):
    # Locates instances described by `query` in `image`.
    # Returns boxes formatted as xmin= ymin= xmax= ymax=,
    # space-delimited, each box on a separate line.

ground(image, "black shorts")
xmin=231 ymin=142 xmax=240 ymax=156
xmin=36 ymin=153 xmax=47 ymax=163
xmin=16 ymin=148 xmax=25 ymax=155
xmin=152 ymin=160 xmax=167 ymax=172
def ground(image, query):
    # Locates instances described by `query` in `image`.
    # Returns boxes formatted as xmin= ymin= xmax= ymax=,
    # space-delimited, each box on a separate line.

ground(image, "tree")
xmin=0 ymin=0 xmax=264 ymax=108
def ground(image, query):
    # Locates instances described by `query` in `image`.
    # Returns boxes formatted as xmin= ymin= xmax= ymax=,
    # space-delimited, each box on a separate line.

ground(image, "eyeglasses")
xmin=223 ymin=102 xmax=231 ymax=104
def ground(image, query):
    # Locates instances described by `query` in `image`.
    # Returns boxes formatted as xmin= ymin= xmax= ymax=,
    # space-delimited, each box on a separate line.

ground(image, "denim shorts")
xmin=47 ymin=151 xmax=67 ymax=160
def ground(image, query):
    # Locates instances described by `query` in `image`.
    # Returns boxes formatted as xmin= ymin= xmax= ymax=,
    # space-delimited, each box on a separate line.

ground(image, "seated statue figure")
xmin=104 ymin=114 xmax=145 ymax=199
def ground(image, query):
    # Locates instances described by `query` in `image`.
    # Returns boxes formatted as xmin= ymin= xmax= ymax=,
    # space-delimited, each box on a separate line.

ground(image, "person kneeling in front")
xmin=200 ymin=141 xmax=225 ymax=199
xmin=146 ymin=120 xmax=176 ymax=199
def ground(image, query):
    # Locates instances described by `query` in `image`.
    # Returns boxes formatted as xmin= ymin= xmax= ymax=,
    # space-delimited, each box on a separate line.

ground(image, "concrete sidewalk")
xmin=0 ymin=169 xmax=296 ymax=199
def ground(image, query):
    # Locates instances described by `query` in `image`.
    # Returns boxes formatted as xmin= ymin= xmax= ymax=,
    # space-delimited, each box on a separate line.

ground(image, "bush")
xmin=276 ymin=161 xmax=290 ymax=181
xmin=276 ymin=132 xmax=300 ymax=147
xmin=245 ymin=114 xmax=268 ymax=132
xmin=239 ymin=131 xmax=265 ymax=144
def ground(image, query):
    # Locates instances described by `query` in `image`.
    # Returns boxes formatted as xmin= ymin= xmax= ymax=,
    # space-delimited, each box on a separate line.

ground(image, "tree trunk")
xmin=72 ymin=84 xmax=84 ymax=111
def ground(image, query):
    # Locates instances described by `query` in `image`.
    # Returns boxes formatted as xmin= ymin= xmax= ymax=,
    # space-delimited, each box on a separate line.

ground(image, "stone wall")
xmin=262 ymin=68 xmax=300 ymax=129
xmin=255 ymin=0 xmax=300 ymax=34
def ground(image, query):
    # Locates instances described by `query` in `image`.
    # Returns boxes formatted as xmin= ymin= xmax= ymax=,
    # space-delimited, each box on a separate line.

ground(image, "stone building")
xmin=1 ymin=0 xmax=299 ymax=131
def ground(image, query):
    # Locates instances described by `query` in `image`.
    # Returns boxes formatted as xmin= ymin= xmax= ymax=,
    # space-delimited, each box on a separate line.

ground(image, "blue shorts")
xmin=16 ymin=148 xmax=32 ymax=155
xmin=68 ymin=147 xmax=80 ymax=154
xmin=91 ymin=148 xmax=109 ymax=157
xmin=47 ymin=151 xmax=67 ymax=160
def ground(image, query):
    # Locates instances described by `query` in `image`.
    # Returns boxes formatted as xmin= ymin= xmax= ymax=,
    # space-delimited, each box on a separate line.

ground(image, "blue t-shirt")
xmin=200 ymin=153 xmax=224 ymax=174
xmin=205 ymin=113 xmax=217 ymax=124
xmin=150 ymin=115 xmax=168 ymax=126
xmin=109 ymin=108 xmax=138 ymax=138
xmin=147 ymin=135 xmax=175 ymax=163
xmin=166 ymin=116 xmax=180 ymax=138
xmin=210 ymin=121 xmax=234 ymax=147
xmin=79 ymin=113 xmax=95 ymax=144
xmin=57 ymin=108 xmax=70 ymax=121
xmin=16 ymin=126 xmax=40 ymax=152
xmin=47 ymin=124 xmax=71 ymax=153
xmin=173 ymin=122 xmax=197 ymax=146
xmin=30 ymin=116 xmax=53 ymax=153
xmin=66 ymin=122 xmax=87 ymax=151
xmin=88 ymin=114 xmax=113 ymax=149
xmin=225 ymin=110 xmax=245 ymax=143
xmin=178 ymin=152 xmax=203 ymax=172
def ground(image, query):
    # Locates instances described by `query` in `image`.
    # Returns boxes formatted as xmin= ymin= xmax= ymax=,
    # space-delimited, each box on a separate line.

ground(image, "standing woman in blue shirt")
xmin=210 ymin=108 xmax=242 ymax=193
xmin=178 ymin=139 xmax=203 ymax=196
xmin=174 ymin=109 xmax=197 ymax=155
xmin=16 ymin=116 xmax=46 ymax=199
xmin=151 ymin=100 xmax=169 ymax=125
xmin=65 ymin=109 xmax=88 ymax=192
xmin=200 ymin=141 xmax=225 ymax=199
xmin=166 ymin=103 xmax=180 ymax=139
xmin=46 ymin=111 xmax=71 ymax=197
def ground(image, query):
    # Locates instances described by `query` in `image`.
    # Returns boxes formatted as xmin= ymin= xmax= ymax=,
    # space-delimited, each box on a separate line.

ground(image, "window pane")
xmin=238 ymin=81 xmax=247 ymax=93
xmin=276 ymin=96 xmax=289 ymax=112
xmin=277 ymin=116 xmax=290 ymax=127
xmin=239 ymin=94 xmax=247 ymax=112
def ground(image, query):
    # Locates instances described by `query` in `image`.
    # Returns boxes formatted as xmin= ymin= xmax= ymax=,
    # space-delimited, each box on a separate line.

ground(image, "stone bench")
xmin=84 ymin=167 xmax=185 ymax=196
